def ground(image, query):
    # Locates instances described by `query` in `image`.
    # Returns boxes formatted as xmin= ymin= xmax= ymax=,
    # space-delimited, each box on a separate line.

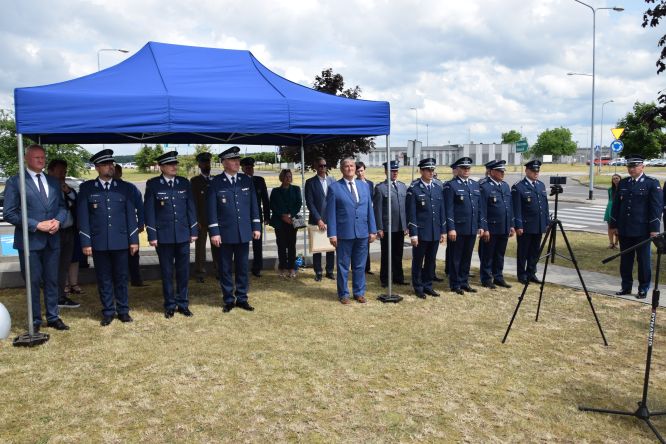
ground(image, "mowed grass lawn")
xmin=1 ymin=261 xmax=665 ymax=442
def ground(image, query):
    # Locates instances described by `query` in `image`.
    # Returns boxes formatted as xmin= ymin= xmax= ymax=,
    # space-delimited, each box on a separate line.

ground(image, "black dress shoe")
xmin=424 ymin=288 xmax=440 ymax=297
xmin=47 ymin=318 xmax=70 ymax=330
xmin=196 ymin=277 xmax=205 ymax=283
xmin=494 ymin=280 xmax=512 ymax=288
xmin=314 ymin=274 xmax=322 ymax=282
xmin=164 ymin=309 xmax=175 ymax=319
xmin=101 ymin=315 xmax=114 ymax=326
xmin=223 ymin=304 xmax=234 ymax=313
xmin=366 ymin=270 xmax=375 ymax=275
xmin=451 ymin=288 xmax=464 ymax=295
xmin=433 ymin=276 xmax=444 ymax=282
xmin=236 ymin=301 xmax=255 ymax=311
xmin=529 ymin=277 xmax=542 ymax=284
xmin=394 ymin=281 xmax=409 ymax=286
xmin=518 ymin=279 xmax=529 ymax=285
xmin=177 ymin=307 xmax=193 ymax=317
xmin=461 ymin=285 xmax=477 ymax=293
xmin=415 ymin=292 xmax=426 ymax=299
xmin=482 ymin=282 xmax=496 ymax=289
xmin=615 ymin=289 xmax=632 ymax=296
xmin=118 ymin=313 xmax=133 ymax=323
xmin=325 ymin=272 xmax=335 ymax=280
xmin=637 ymin=291 xmax=648 ymax=300
xmin=252 ymin=271 xmax=262 ymax=277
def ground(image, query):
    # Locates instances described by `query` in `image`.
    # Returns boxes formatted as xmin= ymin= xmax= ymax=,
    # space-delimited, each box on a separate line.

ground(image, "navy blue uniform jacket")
xmin=144 ymin=175 xmax=198 ymax=244
xmin=207 ymin=173 xmax=261 ymax=244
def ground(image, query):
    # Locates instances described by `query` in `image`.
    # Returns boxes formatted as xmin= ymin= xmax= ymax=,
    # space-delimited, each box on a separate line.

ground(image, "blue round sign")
xmin=611 ymin=139 xmax=624 ymax=153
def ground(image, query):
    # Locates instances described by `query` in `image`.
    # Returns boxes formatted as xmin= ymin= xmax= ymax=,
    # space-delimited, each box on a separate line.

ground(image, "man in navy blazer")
xmin=304 ymin=157 xmax=336 ymax=281
xmin=4 ymin=144 xmax=69 ymax=331
xmin=326 ymin=157 xmax=377 ymax=304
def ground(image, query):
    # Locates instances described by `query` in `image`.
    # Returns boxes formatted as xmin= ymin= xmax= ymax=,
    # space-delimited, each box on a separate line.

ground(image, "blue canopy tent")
xmin=12 ymin=42 xmax=396 ymax=343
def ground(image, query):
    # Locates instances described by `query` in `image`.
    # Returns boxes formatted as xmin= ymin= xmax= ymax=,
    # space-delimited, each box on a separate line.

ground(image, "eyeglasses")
xmin=317 ymin=164 xmax=327 ymax=168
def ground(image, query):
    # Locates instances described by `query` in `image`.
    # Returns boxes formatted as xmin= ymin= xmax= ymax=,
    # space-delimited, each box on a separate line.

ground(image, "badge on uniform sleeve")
xmin=527 ymin=197 xmax=531 ymax=203
xmin=160 ymin=201 xmax=165 ymax=206
xmin=459 ymin=195 xmax=464 ymax=202
xmin=222 ymin=197 xmax=227 ymax=204
xmin=93 ymin=203 xmax=97 ymax=209
xmin=493 ymin=197 xmax=497 ymax=203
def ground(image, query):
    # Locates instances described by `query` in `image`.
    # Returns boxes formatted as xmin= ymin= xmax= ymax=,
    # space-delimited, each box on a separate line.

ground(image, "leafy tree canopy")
xmin=643 ymin=1 xmax=666 ymax=125
xmin=134 ymin=144 xmax=164 ymax=172
xmin=280 ymin=68 xmax=375 ymax=170
xmin=529 ymin=127 xmax=577 ymax=159
xmin=501 ymin=130 xmax=523 ymax=144
xmin=616 ymin=101 xmax=666 ymax=158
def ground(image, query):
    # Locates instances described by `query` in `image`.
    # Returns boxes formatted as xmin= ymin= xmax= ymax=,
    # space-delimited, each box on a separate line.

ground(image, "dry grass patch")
xmin=0 ymin=265 xmax=665 ymax=442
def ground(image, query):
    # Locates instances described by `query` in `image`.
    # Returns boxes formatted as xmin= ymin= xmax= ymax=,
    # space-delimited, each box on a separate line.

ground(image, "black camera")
xmin=550 ymin=176 xmax=567 ymax=185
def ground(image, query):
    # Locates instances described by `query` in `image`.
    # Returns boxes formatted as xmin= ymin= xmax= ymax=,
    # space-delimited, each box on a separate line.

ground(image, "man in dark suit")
xmin=191 ymin=152 xmax=218 ymax=283
xmin=610 ymin=155 xmax=663 ymax=299
xmin=145 ymin=151 xmax=198 ymax=317
xmin=373 ymin=160 xmax=409 ymax=287
xmin=327 ymin=157 xmax=377 ymax=304
xmin=512 ymin=159 xmax=550 ymax=285
xmin=304 ymin=157 xmax=336 ymax=281
xmin=241 ymin=157 xmax=270 ymax=277
xmin=114 ymin=164 xmax=146 ymax=287
xmin=478 ymin=160 xmax=514 ymax=289
xmin=355 ymin=161 xmax=374 ymax=274
xmin=78 ymin=149 xmax=139 ymax=326
xmin=5 ymin=144 xmax=69 ymax=331
xmin=207 ymin=146 xmax=261 ymax=313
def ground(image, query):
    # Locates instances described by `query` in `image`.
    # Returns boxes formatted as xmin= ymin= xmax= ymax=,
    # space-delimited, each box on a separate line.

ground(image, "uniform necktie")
xmin=231 ymin=176 xmax=236 ymax=186
xmin=348 ymin=181 xmax=358 ymax=203
xmin=104 ymin=182 xmax=110 ymax=191
xmin=392 ymin=181 xmax=398 ymax=192
xmin=36 ymin=174 xmax=47 ymax=202
xmin=168 ymin=179 xmax=173 ymax=188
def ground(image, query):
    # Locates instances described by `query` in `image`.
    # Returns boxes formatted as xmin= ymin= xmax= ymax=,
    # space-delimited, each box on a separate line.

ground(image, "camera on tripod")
xmin=549 ymin=176 xmax=566 ymax=196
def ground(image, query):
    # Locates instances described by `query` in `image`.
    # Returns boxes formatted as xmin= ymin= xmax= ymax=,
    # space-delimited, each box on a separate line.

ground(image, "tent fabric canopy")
xmin=14 ymin=41 xmax=390 ymax=145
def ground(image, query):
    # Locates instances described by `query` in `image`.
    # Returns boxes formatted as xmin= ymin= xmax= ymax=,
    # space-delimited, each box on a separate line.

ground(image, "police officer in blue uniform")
xmin=406 ymin=158 xmax=447 ymax=298
xmin=207 ymin=146 xmax=261 ymax=313
xmin=511 ymin=159 xmax=549 ymax=285
xmin=479 ymin=160 xmax=514 ymax=289
xmin=78 ymin=149 xmax=139 ymax=326
xmin=610 ymin=155 xmax=663 ymax=299
xmin=144 ymin=151 xmax=198 ymax=318
xmin=444 ymin=157 xmax=484 ymax=294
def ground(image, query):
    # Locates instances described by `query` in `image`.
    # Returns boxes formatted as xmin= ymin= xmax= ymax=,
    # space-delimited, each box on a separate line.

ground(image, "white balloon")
xmin=0 ymin=302 xmax=11 ymax=339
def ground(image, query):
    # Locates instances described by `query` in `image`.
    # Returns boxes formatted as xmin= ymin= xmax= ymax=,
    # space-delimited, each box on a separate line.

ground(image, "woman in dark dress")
xmin=604 ymin=173 xmax=621 ymax=248
xmin=269 ymin=169 xmax=302 ymax=278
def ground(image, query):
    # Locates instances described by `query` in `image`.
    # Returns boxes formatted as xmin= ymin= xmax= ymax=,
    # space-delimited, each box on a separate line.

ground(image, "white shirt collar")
xmin=224 ymin=172 xmax=237 ymax=182
xmin=98 ymin=178 xmax=112 ymax=187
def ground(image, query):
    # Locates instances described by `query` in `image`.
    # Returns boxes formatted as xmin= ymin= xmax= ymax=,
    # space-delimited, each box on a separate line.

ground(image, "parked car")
xmin=609 ymin=158 xmax=626 ymax=166
xmin=0 ymin=177 xmax=84 ymax=222
xmin=647 ymin=159 xmax=666 ymax=167
xmin=586 ymin=156 xmax=612 ymax=166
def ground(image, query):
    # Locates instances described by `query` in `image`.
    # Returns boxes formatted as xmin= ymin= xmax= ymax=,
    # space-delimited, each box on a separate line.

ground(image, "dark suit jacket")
xmin=251 ymin=175 xmax=270 ymax=223
xmin=4 ymin=170 xmax=67 ymax=250
xmin=305 ymin=174 xmax=335 ymax=225
xmin=191 ymin=174 xmax=213 ymax=228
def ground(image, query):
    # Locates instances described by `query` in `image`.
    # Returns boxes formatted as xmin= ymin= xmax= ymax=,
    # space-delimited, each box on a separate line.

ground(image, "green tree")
xmin=642 ymin=1 xmax=666 ymax=125
xmin=193 ymin=144 xmax=211 ymax=157
xmin=279 ymin=68 xmax=375 ymax=170
xmin=529 ymin=127 xmax=577 ymax=160
xmin=501 ymin=130 xmax=523 ymax=144
xmin=616 ymin=101 xmax=666 ymax=158
xmin=135 ymin=144 xmax=164 ymax=172
xmin=0 ymin=110 xmax=90 ymax=177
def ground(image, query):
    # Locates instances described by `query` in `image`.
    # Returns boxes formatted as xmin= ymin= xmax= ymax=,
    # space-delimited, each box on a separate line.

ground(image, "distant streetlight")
xmin=97 ymin=48 xmax=129 ymax=71
xmin=409 ymin=107 xmax=419 ymax=181
xmin=571 ymin=0 xmax=624 ymax=200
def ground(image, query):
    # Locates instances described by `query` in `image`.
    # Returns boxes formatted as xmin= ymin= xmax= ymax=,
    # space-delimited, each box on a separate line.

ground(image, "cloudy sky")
xmin=1 ymin=0 xmax=663 ymax=155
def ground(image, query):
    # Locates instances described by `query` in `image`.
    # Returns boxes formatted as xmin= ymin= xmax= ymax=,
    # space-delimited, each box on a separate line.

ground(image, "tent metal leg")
xmin=300 ymin=136 xmax=307 ymax=259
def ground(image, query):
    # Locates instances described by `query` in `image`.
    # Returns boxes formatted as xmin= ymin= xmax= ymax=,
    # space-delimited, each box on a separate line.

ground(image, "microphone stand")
xmin=579 ymin=232 xmax=666 ymax=443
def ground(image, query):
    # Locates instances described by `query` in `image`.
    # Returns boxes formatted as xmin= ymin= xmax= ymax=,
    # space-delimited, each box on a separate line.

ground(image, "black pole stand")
xmin=579 ymin=233 xmax=666 ymax=443
xmin=378 ymin=140 xmax=402 ymax=304
xmin=502 ymin=187 xmax=608 ymax=345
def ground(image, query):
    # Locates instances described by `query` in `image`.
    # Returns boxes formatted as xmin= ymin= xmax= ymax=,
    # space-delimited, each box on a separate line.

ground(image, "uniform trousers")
xmin=380 ymin=231 xmax=405 ymax=285
xmin=251 ymin=232 xmax=264 ymax=274
xmin=447 ymin=235 xmax=476 ymax=289
xmin=275 ymin=224 xmax=297 ymax=270
xmin=57 ymin=226 xmax=76 ymax=301
xmin=516 ymin=233 xmax=543 ymax=282
xmin=156 ymin=242 xmax=191 ymax=310
xmin=412 ymin=240 xmax=439 ymax=293
xmin=336 ymin=237 xmax=368 ymax=299
xmin=313 ymin=251 xmax=335 ymax=276
xmin=218 ymin=242 xmax=250 ymax=305
xmin=128 ymin=250 xmax=143 ymax=284
xmin=479 ymin=234 xmax=509 ymax=284
xmin=619 ymin=234 xmax=652 ymax=293
xmin=19 ymin=246 xmax=60 ymax=327
xmin=92 ymin=249 xmax=130 ymax=317
xmin=195 ymin=227 xmax=219 ymax=279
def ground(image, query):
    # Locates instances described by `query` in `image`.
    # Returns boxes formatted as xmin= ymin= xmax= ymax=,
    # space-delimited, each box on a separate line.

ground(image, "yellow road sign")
xmin=611 ymin=127 xmax=625 ymax=139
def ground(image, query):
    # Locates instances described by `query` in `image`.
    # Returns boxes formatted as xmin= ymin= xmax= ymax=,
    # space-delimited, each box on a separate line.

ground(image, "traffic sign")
xmin=610 ymin=139 xmax=624 ymax=153
xmin=611 ymin=128 xmax=625 ymax=140
xmin=515 ymin=139 xmax=528 ymax=153
xmin=594 ymin=145 xmax=601 ymax=152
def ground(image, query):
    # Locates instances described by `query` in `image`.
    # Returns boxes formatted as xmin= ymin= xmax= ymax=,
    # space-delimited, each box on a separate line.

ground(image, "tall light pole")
xmin=600 ymin=99 xmax=614 ymax=171
xmin=572 ymin=1 xmax=624 ymax=200
xmin=97 ymin=48 xmax=129 ymax=71
xmin=409 ymin=107 xmax=418 ymax=181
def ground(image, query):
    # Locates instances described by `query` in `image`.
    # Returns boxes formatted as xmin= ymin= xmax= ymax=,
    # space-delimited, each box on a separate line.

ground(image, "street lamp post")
xmin=409 ymin=107 xmax=419 ymax=181
xmin=97 ymin=48 xmax=129 ymax=71
xmin=572 ymin=0 xmax=623 ymax=200
xmin=600 ymin=99 xmax=614 ymax=172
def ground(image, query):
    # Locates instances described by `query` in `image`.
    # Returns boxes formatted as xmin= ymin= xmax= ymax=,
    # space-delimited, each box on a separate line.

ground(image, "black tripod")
xmin=502 ymin=185 xmax=608 ymax=345
xmin=579 ymin=233 xmax=666 ymax=443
